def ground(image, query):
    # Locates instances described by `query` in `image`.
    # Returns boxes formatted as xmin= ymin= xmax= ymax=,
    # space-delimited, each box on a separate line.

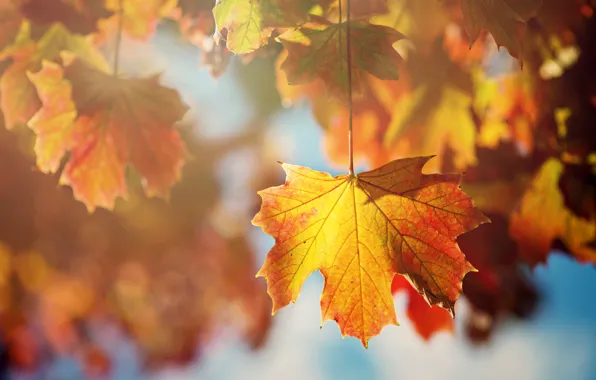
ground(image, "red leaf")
xmin=391 ymin=275 xmax=454 ymax=340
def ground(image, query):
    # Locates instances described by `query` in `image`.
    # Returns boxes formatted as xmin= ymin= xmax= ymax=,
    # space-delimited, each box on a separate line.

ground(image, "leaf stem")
xmin=340 ymin=0 xmax=354 ymax=176
xmin=113 ymin=0 xmax=124 ymax=76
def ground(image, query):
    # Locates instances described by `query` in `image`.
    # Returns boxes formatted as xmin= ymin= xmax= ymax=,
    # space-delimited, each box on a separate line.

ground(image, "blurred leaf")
xmin=458 ymin=214 xmax=540 ymax=342
xmin=213 ymin=0 xmax=275 ymax=54
xmin=391 ymin=275 xmax=454 ymax=340
xmin=510 ymin=158 xmax=596 ymax=265
xmin=21 ymin=0 xmax=112 ymax=38
xmin=27 ymin=56 xmax=188 ymax=211
xmin=278 ymin=18 xmax=403 ymax=99
xmin=384 ymin=85 xmax=477 ymax=172
xmin=461 ymin=0 xmax=543 ymax=59
xmin=0 ymin=119 xmax=274 ymax=369
xmin=0 ymin=22 xmax=105 ymax=130
xmin=102 ymin=0 xmax=178 ymax=39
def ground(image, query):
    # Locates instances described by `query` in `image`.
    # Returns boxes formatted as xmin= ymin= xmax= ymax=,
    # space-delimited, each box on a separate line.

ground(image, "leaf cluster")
xmin=0 ymin=0 xmax=594 ymax=353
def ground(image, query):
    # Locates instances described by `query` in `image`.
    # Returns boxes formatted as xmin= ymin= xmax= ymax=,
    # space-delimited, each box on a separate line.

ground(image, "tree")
xmin=0 ymin=0 xmax=594 ymax=375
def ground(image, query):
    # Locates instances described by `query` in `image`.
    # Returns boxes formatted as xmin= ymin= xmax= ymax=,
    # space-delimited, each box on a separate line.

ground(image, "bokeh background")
xmin=1 ymin=9 xmax=595 ymax=380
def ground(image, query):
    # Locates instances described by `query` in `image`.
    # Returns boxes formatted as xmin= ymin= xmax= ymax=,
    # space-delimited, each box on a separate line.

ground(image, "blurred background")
xmin=1 ymin=1 xmax=596 ymax=379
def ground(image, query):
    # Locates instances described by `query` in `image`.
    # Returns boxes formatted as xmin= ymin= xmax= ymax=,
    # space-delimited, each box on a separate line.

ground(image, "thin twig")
xmin=113 ymin=0 xmax=124 ymax=76
xmin=345 ymin=0 xmax=354 ymax=176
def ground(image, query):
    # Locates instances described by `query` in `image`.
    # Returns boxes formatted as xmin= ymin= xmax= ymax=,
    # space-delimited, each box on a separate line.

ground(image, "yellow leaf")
xmin=253 ymin=156 xmax=488 ymax=346
xmin=510 ymin=158 xmax=596 ymax=265
xmin=213 ymin=0 xmax=273 ymax=54
xmin=384 ymin=86 xmax=477 ymax=172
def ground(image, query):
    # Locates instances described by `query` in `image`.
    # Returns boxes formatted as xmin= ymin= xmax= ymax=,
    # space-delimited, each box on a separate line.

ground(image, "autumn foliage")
xmin=254 ymin=157 xmax=488 ymax=346
xmin=0 ymin=0 xmax=595 ymax=374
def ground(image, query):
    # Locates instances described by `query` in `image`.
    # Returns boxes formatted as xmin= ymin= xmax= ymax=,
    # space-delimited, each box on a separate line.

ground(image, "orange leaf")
xmin=278 ymin=18 xmax=403 ymax=99
xmin=27 ymin=57 xmax=188 ymax=211
xmin=0 ymin=22 xmax=106 ymax=129
xmin=0 ymin=42 xmax=40 ymax=129
xmin=253 ymin=156 xmax=488 ymax=346
xmin=510 ymin=158 xmax=596 ymax=265
xmin=391 ymin=275 xmax=454 ymax=340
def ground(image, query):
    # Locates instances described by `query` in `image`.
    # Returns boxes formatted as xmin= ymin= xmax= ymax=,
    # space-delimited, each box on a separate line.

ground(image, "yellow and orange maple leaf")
xmin=253 ymin=156 xmax=488 ymax=346
xmin=27 ymin=56 xmax=188 ymax=211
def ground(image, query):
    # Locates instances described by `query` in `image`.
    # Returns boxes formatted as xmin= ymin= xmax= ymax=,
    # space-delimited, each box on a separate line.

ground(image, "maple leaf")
xmin=253 ymin=156 xmax=488 ymax=346
xmin=510 ymin=158 xmax=596 ymax=265
xmin=391 ymin=275 xmax=454 ymax=340
xmin=278 ymin=18 xmax=403 ymax=99
xmin=27 ymin=56 xmax=188 ymax=211
xmin=213 ymin=0 xmax=275 ymax=54
xmin=0 ymin=22 xmax=105 ymax=129
xmin=460 ymin=0 xmax=542 ymax=58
